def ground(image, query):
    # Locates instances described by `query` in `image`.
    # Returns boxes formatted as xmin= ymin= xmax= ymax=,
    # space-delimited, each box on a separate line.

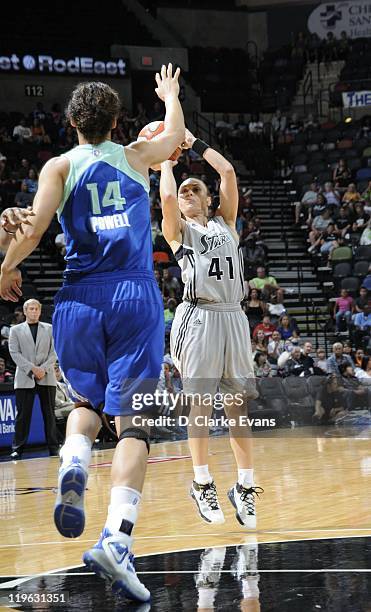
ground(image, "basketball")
xmin=138 ymin=120 xmax=182 ymax=161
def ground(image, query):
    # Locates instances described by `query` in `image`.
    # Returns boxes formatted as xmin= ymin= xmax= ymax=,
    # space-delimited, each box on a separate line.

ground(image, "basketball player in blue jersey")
xmin=0 ymin=64 xmax=184 ymax=603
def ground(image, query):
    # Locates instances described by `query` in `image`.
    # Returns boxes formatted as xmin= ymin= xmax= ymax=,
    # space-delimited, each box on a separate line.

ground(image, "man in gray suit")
xmin=9 ymin=298 xmax=58 ymax=459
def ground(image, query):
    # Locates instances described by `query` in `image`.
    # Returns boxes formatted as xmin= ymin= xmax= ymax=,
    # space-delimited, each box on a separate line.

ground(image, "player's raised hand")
xmin=155 ymin=63 xmax=181 ymax=101
xmin=1 ymin=206 xmax=35 ymax=235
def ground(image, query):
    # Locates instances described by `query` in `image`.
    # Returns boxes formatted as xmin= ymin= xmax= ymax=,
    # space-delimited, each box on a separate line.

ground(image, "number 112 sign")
xmin=25 ymin=85 xmax=44 ymax=97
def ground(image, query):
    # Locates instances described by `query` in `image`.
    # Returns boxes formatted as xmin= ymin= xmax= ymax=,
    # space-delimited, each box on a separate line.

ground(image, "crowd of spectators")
xmin=291 ymin=30 xmax=352 ymax=64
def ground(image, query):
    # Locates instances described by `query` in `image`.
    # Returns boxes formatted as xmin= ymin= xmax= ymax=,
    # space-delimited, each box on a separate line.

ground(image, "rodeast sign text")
xmin=0 ymin=54 xmax=127 ymax=76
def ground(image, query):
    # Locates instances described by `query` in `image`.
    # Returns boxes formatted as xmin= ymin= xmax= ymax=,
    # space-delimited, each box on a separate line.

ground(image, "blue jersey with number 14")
xmin=58 ymin=140 xmax=152 ymax=275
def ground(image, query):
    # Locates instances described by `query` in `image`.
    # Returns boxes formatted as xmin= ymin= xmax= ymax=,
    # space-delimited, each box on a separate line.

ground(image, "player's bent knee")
xmin=118 ymin=428 xmax=150 ymax=454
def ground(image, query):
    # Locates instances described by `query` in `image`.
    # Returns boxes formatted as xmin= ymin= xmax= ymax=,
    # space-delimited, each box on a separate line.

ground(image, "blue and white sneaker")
xmin=83 ymin=529 xmax=150 ymax=603
xmin=54 ymin=457 xmax=87 ymax=538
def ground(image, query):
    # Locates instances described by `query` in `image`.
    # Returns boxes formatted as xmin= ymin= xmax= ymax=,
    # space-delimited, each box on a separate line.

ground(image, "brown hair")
xmin=66 ymin=82 xmax=120 ymax=144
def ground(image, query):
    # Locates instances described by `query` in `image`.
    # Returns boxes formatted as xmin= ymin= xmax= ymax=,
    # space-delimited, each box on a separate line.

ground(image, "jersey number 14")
xmin=86 ymin=181 xmax=126 ymax=215
xmin=208 ymin=256 xmax=234 ymax=281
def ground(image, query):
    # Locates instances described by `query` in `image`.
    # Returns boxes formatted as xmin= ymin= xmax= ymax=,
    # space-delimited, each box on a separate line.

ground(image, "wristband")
xmin=192 ymin=138 xmax=210 ymax=157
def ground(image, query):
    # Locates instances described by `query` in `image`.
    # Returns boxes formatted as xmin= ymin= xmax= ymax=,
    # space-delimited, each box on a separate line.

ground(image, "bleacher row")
xmin=331 ymin=38 xmax=371 ymax=106
xmin=290 ymin=125 xmax=371 ymax=189
xmin=248 ymin=375 xmax=343 ymax=429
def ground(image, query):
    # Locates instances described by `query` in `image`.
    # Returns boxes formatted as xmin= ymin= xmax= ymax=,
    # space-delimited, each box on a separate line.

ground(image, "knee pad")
xmin=118 ymin=428 xmax=150 ymax=454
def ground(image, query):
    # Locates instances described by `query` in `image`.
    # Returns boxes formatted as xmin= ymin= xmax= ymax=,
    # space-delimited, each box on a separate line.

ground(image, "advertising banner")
xmin=0 ymin=394 xmax=46 ymax=448
xmin=308 ymin=2 xmax=371 ymax=39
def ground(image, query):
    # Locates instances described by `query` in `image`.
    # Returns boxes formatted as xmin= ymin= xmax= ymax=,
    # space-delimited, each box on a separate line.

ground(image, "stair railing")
xmin=303 ymin=70 xmax=313 ymax=115
xmin=192 ymin=111 xmax=218 ymax=149
xmin=297 ymin=261 xmax=303 ymax=301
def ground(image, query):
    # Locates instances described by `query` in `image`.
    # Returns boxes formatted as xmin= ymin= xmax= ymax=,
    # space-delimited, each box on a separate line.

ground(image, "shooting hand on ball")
xmin=181 ymin=128 xmax=196 ymax=149
xmin=155 ymin=63 xmax=181 ymax=101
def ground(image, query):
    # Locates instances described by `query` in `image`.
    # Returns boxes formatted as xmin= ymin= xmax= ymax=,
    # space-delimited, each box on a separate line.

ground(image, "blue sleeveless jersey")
xmin=58 ymin=141 xmax=152 ymax=275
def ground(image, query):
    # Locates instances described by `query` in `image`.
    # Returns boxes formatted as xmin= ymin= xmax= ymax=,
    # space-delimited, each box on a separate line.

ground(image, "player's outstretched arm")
xmin=183 ymin=128 xmax=238 ymax=228
xmin=128 ymin=63 xmax=185 ymax=170
xmin=0 ymin=157 xmax=67 ymax=301
xmin=160 ymin=161 xmax=184 ymax=252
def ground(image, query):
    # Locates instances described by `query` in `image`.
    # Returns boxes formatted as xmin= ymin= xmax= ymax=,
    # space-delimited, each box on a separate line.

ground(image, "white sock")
xmin=242 ymin=576 xmax=260 ymax=599
xmin=194 ymin=464 xmax=212 ymax=485
xmin=238 ymin=468 xmax=254 ymax=488
xmin=198 ymin=587 xmax=217 ymax=608
xmin=60 ymin=434 xmax=92 ymax=472
xmin=105 ymin=486 xmax=142 ymax=535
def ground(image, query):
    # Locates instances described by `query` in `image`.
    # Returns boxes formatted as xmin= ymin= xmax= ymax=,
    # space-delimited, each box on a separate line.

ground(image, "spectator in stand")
xmin=318 ymin=223 xmax=340 ymax=259
xmin=342 ymin=183 xmax=362 ymax=206
xmin=352 ymin=305 xmax=371 ymax=348
xmin=12 ymin=118 xmax=32 ymax=143
xmin=248 ymin=113 xmax=264 ymax=139
xmin=0 ymin=357 xmax=13 ymax=383
xmin=286 ymin=113 xmax=302 ymax=136
xmin=164 ymin=298 xmax=177 ymax=334
xmin=308 ymin=193 xmax=328 ymax=222
xmin=231 ymin=114 xmax=247 ymax=139
xmin=267 ymin=330 xmax=285 ymax=368
xmin=216 ymin=113 xmax=233 ymax=146
xmin=284 ymin=346 xmax=309 ymax=377
xmin=31 ymin=118 xmax=50 ymax=145
xmin=16 ymin=158 xmax=31 ymax=181
xmin=303 ymin=113 xmax=319 ymax=133
xmin=249 ymin=266 xmax=278 ymax=299
xmin=162 ymin=268 xmax=180 ymax=299
xmin=277 ymin=314 xmax=299 ymax=341
xmin=314 ymin=348 xmax=328 ymax=374
xmin=14 ymin=182 xmax=34 ymax=208
xmin=362 ymin=265 xmax=371 ymax=291
xmin=361 ymin=180 xmax=371 ymax=210
xmin=254 ymin=352 xmax=272 ymax=378
xmin=23 ymin=168 xmax=38 ymax=194
xmin=253 ymin=315 xmax=276 ymax=341
xmin=295 ymin=182 xmax=318 ymax=225
xmin=326 ymin=342 xmax=354 ymax=375
xmin=333 ymin=159 xmax=352 ymax=189
xmin=302 ymin=341 xmax=315 ymax=374
xmin=360 ymin=220 xmax=371 ymax=245
xmin=355 ymin=287 xmax=369 ymax=313
xmin=355 ymin=355 xmax=371 ymax=384
xmin=245 ymin=288 xmax=267 ymax=331
xmin=323 ymin=31 xmax=338 ymax=63
xmin=338 ymin=30 xmax=351 ymax=59
xmin=334 ymin=288 xmax=354 ymax=333
xmin=267 ymin=287 xmax=287 ymax=323
xmin=271 ymin=110 xmax=287 ymax=135
xmin=308 ymin=207 xmax=333 ymax=251
xmin=306 ymin=32 xmax=321 ymax=62
xmin=241 ymin=237 xmax=266 ymax=278
xmin=291 ymin=31 xmax=307 ymax=59
xmin=335 ymin=206 xmax=352 ymax=239
xmin=323 ymin=182 xmax=341 ymax=209
xmin=255 ymin=329 xmax=268 ymax=355
xmin=353 ymin=347 xmax=365 ymax=369
xmin=32 ymin=101 xmax=46 ymax=122
xmin=351 ymin=203 xmax=369 ymax=241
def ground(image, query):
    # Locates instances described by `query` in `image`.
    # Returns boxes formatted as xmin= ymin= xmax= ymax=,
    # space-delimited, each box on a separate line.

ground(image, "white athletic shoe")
xmin=231 ymin=541 xmax=259 ymax=580
xmin=190 ymin=480 xmax=225 ymax=524
xmin=195 ymin=546 xmax=226 ymax=589
xmin=54 ymin=458 xmax=87 ymax=538
xmin=227 ymin=483 xmax=264 ymax=528
xmin=83 ymin=528 xmax=150 ymax=603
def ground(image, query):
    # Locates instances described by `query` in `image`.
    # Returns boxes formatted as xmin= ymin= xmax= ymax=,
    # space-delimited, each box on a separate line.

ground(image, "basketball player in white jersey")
xmin=160 ymin=129 xmax=263 ymax=527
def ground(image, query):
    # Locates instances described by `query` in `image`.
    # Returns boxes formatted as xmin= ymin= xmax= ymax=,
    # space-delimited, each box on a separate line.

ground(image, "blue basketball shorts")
xmin=52 ymin=271 xmax=164 ymax=416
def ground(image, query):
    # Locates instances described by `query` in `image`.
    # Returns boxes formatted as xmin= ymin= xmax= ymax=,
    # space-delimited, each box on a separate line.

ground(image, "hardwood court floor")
xmin=1 ymin=427 xmax=371 ymax=577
